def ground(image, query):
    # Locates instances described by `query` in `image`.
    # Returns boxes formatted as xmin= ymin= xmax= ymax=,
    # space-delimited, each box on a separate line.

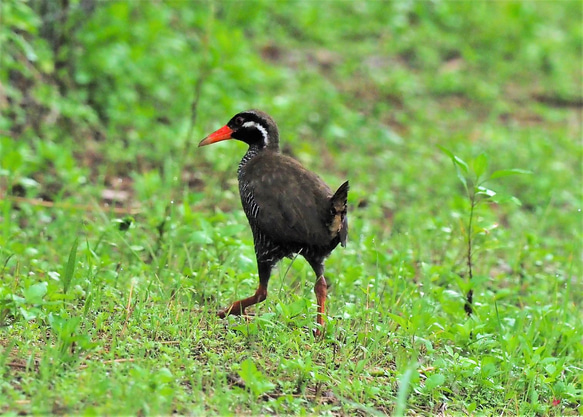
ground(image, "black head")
xmin=199 ymin=110 xmax=280 ymax=151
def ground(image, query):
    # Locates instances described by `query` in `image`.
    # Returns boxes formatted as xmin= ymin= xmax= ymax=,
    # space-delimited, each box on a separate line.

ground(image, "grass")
xmin=1 ymin=1 xmax=582 ymax=415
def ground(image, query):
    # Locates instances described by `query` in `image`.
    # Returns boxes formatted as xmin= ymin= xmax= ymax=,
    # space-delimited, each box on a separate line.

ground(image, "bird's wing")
xmin=241 ymin=153 xmax=333 ymax=246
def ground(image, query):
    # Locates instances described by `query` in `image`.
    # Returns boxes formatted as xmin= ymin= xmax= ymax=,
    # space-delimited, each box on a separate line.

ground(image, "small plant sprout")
xmin=440 ymin=148 xmax=531 ymax=316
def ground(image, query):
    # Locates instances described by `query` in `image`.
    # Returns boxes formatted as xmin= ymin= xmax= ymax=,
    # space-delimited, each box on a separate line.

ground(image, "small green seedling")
xmin=440 ymin=148 xmax=531 ymax=316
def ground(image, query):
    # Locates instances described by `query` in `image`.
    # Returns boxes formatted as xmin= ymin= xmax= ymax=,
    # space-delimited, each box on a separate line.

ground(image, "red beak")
xmin=199 ymin=125 xmax=234 ymax=147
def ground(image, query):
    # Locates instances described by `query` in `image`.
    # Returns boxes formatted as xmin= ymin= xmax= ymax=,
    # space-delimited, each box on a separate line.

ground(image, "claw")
xmin=217 ymin=284 xmax=268 ymax=321
xmin=218 ymin=305 xmax=245 ymax=318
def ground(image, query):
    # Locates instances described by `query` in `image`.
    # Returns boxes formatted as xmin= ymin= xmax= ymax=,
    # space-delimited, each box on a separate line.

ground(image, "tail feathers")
xmin=331 ymin=181 xmax=349 ymax=207
xmin=329 ymin=181 xmax=349 ymax=247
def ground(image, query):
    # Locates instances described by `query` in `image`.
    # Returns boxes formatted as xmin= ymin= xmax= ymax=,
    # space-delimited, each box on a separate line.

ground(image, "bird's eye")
xmin=234 ymin=116 xmax=245 ymax=126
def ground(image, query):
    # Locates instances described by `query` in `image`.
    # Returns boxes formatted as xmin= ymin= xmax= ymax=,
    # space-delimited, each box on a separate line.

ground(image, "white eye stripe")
xmin=242 ymin=121 xmax=269 ymax=146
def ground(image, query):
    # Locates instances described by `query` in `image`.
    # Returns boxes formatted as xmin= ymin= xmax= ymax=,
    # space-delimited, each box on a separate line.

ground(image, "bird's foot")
xmin=217 ymin=303 xmax=247 ymax=318
xmin=218 ymin=310 xmax=256 ymax=319
xmin=217 ymin=308 xmax=243 ymax=318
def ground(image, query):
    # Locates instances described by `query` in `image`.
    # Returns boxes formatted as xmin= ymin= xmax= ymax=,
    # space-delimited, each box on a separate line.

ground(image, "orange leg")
xmin=218 ymin=283 xmax=268 ymax=318
xmin=218 ymin=261 xmax=272 ymax=318
xmin=314 ymin=275 xmax=327 ymax=336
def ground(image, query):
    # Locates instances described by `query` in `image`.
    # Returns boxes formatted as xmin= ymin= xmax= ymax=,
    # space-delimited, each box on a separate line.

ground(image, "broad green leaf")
xmin=477 ymin=185 xmax=496 ymax=197
xmin=218 ymin=224 xmax=246 ymax=238
xmin=23 ymin=282 xmax=48 ymax=304
xmin=20 ymin=307 xmax=40 ymax=321
xmin=50 ymin=315 xmax=82 ymax=337
xmin=454 ymin=274 xmax=471 ymax=293
xmin=387 ymin=313 xmax=410 ymax=329
xmin=454 ymin=164 xmax=468 ymax=191
xmin=10 ymin=33 xmax=37 ymax=61
xmin=156 ymin=367 xmax=174 ymax=384
xmin=439 ymin=145 xmax=469 ymax=172
xmin=490 ymin=169 xmax=532 ymax=179
xmin=473 ymin=153 xmax=489 ymax=180
xmin=438 ymin=146 xmax=470 ymax=174
xmin=438 ymin=146 xmax=455 ymax=160
xmin=238 ymin=358 xmax=275 ymax=397
xmin=191 ymin=231 xmax=213 ymax=245
xmin=4 ymin=1 xmax=41 ymax=32
xmin=425 ymin=373 xmax=446 ymax=390
xmin=439 ymin=146 xmax=469 ymax=189
xmin=453 ymin=155 xmax=469 ymax=174
xmin=510 ymin=196 xmax=523 ymax=206
xmin=232 ymin=321 xmax=258 ymax=337
xmin=491 ymin=194 xmax=523 ymax=206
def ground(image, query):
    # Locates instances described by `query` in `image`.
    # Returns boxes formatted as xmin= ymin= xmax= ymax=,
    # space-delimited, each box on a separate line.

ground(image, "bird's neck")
xmin=238 ymin=144 xmax=279 ymax=177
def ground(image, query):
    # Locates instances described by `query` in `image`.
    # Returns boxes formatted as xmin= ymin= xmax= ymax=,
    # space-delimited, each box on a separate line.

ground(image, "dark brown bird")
xmin=199 ymin=110 xmax=349 ymax=335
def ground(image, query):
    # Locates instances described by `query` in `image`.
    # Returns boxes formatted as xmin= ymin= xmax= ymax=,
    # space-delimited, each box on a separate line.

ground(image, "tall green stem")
xmin=464 ymin=196 xmax=475 ymax=316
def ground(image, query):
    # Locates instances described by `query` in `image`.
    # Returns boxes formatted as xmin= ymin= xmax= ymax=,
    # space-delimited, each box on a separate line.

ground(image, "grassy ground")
xmin=1 ymin=1 xmax=582 ymax=415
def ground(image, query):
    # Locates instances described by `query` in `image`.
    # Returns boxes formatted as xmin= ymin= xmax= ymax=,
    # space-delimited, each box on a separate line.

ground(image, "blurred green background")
xmin=1 ymin=1 xmax=581 ymax=415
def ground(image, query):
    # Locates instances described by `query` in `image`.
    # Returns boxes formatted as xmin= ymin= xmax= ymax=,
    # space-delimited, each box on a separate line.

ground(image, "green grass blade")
xmin=62 ymin=237 xmax=79 ymax=294
xmin=394 ymin=364 xmax=416 ymax=417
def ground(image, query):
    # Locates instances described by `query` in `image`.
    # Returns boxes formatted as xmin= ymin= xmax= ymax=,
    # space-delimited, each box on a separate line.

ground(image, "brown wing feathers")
xmin=243 ymin=152 xmax=343 ymax=247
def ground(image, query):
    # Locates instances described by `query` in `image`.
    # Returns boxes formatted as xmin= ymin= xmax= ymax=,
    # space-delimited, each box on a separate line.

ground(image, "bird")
xmin=199 ymin=110 xmax=349 ymax=336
